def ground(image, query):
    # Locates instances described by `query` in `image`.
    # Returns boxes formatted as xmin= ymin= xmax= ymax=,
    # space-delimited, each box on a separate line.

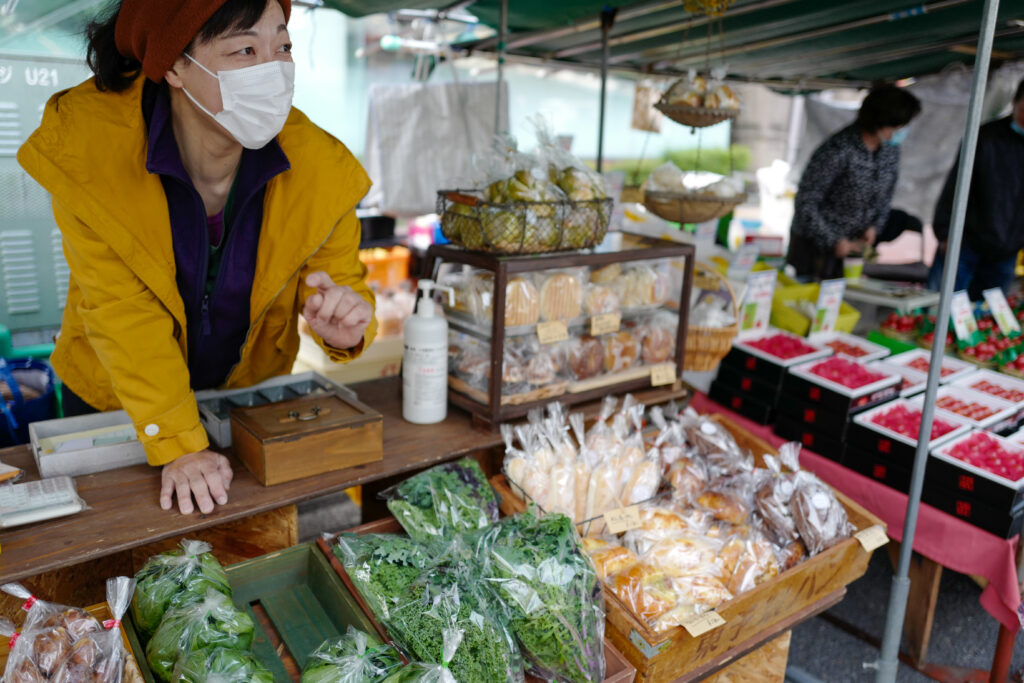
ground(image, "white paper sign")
xmin=983 ymin=288 xmax=1020 ymax=335
xmin=950 ymin=291 xmax=978 ymax=341
xmin=726 ymin=243 xmax=761 ymax=283
xmin=738 ymin=270 xmax=777 ymax=339
xmin=808 ymin=278 xmax=846 ymax=340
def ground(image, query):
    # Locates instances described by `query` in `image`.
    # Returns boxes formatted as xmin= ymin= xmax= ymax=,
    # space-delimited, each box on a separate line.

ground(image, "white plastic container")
xmin=403 ymin=279 xmax=455 ymax=424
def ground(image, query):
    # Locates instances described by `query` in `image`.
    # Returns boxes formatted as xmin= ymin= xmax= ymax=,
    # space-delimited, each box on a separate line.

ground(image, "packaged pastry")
xmin=639 ymin=313 xmax=678 ymax=365
xmin=584 ymin=284 xmax=621 ymax=316
xmin=590 ymin=545 xmax=640 ymax=581
xmin=608 ymin=564 xmax=677 ymax=623
xmin=505 ymin=276 xmax=541 ymax=327
xmin=617 ymin=265 xmax=664 ymax=308
xmin=620 ymin=450 xmax=661 ymax=506
xmin=641 ymin=535 xmax=722 ymax=578
xmin=538 ymin=270 xmax=584 ymax=321
xmin=590 ymin=263 xmax=621 ymax=284
xmin=568 ymin=335 xmax=604 ymax=381
xmin=604 ymin=330 xmax=638 ymax=373
xmin=755 ymin=448 xmax=800 ymax=546
xmin=704 ymin=83 xmax=740 ymax=109
xmin=697 ymin=487 xmax=749 ymax=526
xmin=791 ymin=471 xmax=854 ymax=555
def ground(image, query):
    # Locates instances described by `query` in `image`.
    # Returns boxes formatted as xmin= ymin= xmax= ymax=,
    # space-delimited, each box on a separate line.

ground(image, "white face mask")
xmin=182 ymin=54 xmax=295 ymax=149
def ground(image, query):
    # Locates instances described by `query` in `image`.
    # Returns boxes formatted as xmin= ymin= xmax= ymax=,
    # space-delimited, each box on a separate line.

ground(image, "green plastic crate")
xmin=124 ymin=542 xmax=377 ymax=682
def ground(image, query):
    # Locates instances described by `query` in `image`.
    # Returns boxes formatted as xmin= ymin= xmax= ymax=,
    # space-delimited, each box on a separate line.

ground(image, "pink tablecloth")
xmin=691 ymin=393 xmax=1022 ymax=632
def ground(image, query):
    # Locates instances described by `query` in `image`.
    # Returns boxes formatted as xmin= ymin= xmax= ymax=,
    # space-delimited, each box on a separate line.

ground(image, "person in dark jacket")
xmin=787 ymin=85 xmax=922 ymax=280
xmin=927 ymin=78 xmax=1024 ymax=299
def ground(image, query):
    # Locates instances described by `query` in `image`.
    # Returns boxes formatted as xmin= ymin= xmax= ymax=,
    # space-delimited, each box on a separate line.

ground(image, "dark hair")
xmin=855 ymin=85 xmax=922 ymax=133
xmin=86 ymin=0 xmax=269 ymax=92
xmin=1015 ymin=78 xmax=1024 ymax=103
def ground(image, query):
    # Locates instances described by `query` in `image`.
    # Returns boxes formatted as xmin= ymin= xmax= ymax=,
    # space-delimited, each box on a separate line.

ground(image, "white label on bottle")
xmin=403 ymin=344 xmax=448 ymax=421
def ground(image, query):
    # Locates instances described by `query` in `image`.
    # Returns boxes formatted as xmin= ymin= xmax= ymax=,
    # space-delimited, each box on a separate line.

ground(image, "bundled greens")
xmin=145 ymin=590 xmax=254 ymax=682
xmin=334 ymin=534 xmax=435 ymax=621
xmin=301 ymin=626 xmax=403 ymax=683
xmin=380 ymin=628 xmax=462 ymax=683
xmin=382 ymin=458 xmax=499 ymax=543
xmin=131 ymin=540 xmax=231 ymax=637
xmin=477 ymin=510 xmax=606 ymax=683
xmin=174 ymin=647 xmax=273 ymax=683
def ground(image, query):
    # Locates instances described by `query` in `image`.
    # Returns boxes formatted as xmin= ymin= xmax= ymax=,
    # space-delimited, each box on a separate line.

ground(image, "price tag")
xmin=651 ymin=363 xmax=677 ymax=387
xmin=681 ymin=611 xmax=726 ymax=637
xmin=591 ymin=312 xmax=622 ymax=336
xmin=604 ymin=505 xmax=642 ymax=534
xmin=809 ymin=278 xmax=846 ymax=340
xmin=983 ymin=288 xmax=1021 ymax=335
xmin=726 ymin=243 xmax=760 ymax=282
xmin=738 ymin=270 xmax=777 ymax=339
xmin=537 ymin=321 xmax=569 ymax=345
xmin=854 ymin=525 xmax=889 ymax=551
xmin=950 ymin=291 xmax=979 ymax=341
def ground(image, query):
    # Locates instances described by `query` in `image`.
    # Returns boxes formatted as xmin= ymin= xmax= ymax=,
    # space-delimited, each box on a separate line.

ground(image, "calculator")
xmin=0 ymin=477 xmax=84 ymax=528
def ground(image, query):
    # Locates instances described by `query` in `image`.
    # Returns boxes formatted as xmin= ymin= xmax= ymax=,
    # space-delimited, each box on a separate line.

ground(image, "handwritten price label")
xmin=651 ymin=363 xmax=677 ymax=387
xmin=682 ymin=611 xmax=726 ymax=637
xmin=854 ymin=525 xmax=889 ymax=551
xmin=537 ymin=321 xmax=569 ymax=345
xmin=591 ymin=312 xmax=622 ymax=336
xmin=604 ymin=506 xmax=642 ymax=534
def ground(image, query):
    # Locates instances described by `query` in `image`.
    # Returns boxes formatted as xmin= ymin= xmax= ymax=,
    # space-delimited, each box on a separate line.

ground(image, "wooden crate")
xmin=491 ymin=413 xmax=885 ymax=683
xmin=318 ymin=517 xmax=637 ymax=683
xmin=0 ymin=602 xmax=144 ymax=683
xmin=705 ymin=630 xmax=791 ymax=683
xmin=124 ymin=543 xmax=379 ymax=683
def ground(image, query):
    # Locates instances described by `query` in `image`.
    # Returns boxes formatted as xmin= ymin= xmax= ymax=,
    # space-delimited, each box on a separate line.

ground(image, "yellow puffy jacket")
xmin=18 ymin=76 xmax=377 ymax=466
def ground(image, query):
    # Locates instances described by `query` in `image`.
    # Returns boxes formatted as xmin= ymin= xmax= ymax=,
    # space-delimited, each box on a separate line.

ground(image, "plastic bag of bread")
xmin=663 ymin=71 xmax=706 ymax=108
xmin=697 ymin=478 xmax=751 ymax=526
xmin=584 ymin=459 xmax=621 ymax=535
xmin=791 ymin=471 xmax=853 ymax=555
xmin=620 ymin=448 xmax=661 ymax=506
xmin=638 ymin=312 xmax=678 ymax=366
xmin=584 ymin=283 xmax=621 ymax=316
xmin=640 ymin=534 xmax=723 ymax=578
xmin=617 ymin=264 xmax=670 ymax=309
xmin=568 ymin=334 xmax=605 ymax=381
xmin=704 ymin=83 xmax=740 ymax=109
xmin=755 ymin=447 xmax=801 ymax=547
xmin=667 ymin=455 xmax=709 ymax=506
xmin=500 ymin=346 xmax=530 ymax=396
xmin=603 ymin=330 xmax=638 ymax=373
xmin=583 ymin=537 xmax=640 ymax=581
xmin=502 ymin=425 xmax=548 ymax=510
xmin=54 ymin=577 xmax=136 ymax=683
xmin=584 ymin=397 xmax=621 ymax=454
xmin=467 ymin=271 xmax=541 ymax=328
xmin=532 ymin=115 xmax=608 ymax=202
xmin=652 ymin=576 xmax=733 ymax=631
xmin=537 ymin=269 xmax=585 ymax=322
xmin=719 ymin=531 xmax=780 ymax=595
xmin=608 ymin=563 xmax=679 ymax=624
xmin=680 ymin=411 xmax=743 ymax=459
xmin=569 ymin=413 xmax=594 ymax=522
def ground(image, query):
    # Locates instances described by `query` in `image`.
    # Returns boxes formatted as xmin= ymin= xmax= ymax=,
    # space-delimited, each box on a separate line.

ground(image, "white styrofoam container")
xmin=908 ymin=385 xmax=1017 ymax=433
xmin=787 ymin=357 xmax=901 ymax=399
xmin=29 ymin=411 xmax=145 ymax=478
xmin=952 ymin=369 xmax=1024 ymax=410
xmin=814 ymin=332 xmax=890 ymax=362
xmin=852 ymin=398 xmax=971 ymax=449
xmin=866 ymin=360 xmax=928 ymax=398
xmin=887 ymin=349 xmax=975 ymax=385
xmin=732 ymin=328 xmax=832 ymax=367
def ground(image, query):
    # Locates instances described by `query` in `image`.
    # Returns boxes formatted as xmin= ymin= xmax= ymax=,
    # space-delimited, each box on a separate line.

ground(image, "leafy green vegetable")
xmin=383 ymin=458 xmax=499 ymax=543
xmin=145 ymin=591 xmax=254 ymax=682
xmin=380 ymin=627 xmax=461 ymax=683
xmin=300 ymin=626 xmax=403 ymax=683
xmin=173 ymin=647 xmax=273 ymax=683
xmin=131 ymin=540 xmax=231 ymax=637
xmin=477 ymin=509 xmax=606 ymax=683
xmin=334 ymin=533 xmax=435 ymax=621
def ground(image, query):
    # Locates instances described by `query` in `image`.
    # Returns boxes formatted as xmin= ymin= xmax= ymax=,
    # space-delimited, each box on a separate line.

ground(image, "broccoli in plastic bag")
xmin=173 ymin=647 xmax=273 ymax=683
xmin=382 ymin=458 xmax=499 ymax=543
xmin=380 ymin=628 xmax=462 ymax=683
xmin=300 ymin=626 xmax=403 ymax=683
xmin=477 ymin=509 xmax=606 ymax=683
xmin=333 ymin=534 xmax=434 ymax=621
xmin=131 ymin=540 xmax=231 ymax=637
xmin=145 ymin=590 xmax=254 ymax=682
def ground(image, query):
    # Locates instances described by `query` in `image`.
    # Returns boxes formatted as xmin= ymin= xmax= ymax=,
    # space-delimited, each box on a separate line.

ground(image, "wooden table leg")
xmin=888 ymin=541 xmax=943 ymax=665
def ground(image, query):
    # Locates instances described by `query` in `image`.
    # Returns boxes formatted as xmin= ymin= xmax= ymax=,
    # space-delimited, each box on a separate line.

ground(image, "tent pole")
xmin=495 ymin=0 xmax=507 ymax=134
xmin=597 ymin=8 xmax=617 ymax=172
xmin=872 ymin=0 xmax=1001 ymax=681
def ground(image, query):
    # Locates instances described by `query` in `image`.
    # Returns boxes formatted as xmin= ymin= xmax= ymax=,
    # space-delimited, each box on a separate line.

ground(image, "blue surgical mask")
xmin=884 ymin=127 xmax=908 ymax=147
xmin=1012 ymin=120 xmax=1024 ymax=137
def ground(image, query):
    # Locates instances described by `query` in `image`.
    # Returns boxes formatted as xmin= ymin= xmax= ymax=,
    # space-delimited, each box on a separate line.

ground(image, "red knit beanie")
xmin=115 ymin=0 xmax=292 ymax=83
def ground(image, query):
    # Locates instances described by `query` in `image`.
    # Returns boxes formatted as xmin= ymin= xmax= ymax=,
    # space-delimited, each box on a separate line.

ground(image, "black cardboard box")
xmin=709 ymin=380 xmax=775 ymax=425
xmin=773 ymin=413 xmax=846 ymax=462
xmin=715 ymin=363 xmax=783 ymax=405
xmin=782 ymin=359 xmax=901 ymax=417
xmin=843 ymin=445 xmax=912 ymax=493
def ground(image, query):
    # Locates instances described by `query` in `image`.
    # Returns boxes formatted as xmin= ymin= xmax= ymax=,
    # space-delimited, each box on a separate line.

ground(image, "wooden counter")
xmin=0 ymin=376 xmax=504 ymax=585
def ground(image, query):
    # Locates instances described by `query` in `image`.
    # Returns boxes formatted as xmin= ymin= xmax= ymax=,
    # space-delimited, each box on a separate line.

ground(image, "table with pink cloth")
xmin=691 ymin=392 xmax=1022 ymax=632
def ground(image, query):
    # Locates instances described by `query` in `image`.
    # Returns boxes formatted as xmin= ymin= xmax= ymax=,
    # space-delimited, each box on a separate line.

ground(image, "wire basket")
xmin=644 ymin=189 xmax=746 ymax=224
xmin=685 ymin=262 xmax=739 ymax=372
xmin=654 ymin=102 xmax=739 ymax=129
xmin=438 ymin=190 xmax=613 ymax=254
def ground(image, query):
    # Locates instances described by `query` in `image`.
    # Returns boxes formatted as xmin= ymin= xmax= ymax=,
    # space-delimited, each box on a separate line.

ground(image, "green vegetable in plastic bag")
xmin=174 ymin=647 xmax=273 ymax=683
xmin=145 ymin=590 xmax=254 ymax=682
xmin=383 ymin=458 xmax=499 ymax=543
xmin=380 ymin=627 xmax=462 ymax=683
xmin=131 ymin=539 xmax=231 ymax=637
xmin=301 ymin=626 xmax=403 ymax=683
xmin=334 ymin=534 xmax=434 ymax=621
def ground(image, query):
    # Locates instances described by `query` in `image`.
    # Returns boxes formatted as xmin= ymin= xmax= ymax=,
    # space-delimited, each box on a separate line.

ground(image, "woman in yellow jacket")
xmin=18 ymin=0 xmax=376 ymax=514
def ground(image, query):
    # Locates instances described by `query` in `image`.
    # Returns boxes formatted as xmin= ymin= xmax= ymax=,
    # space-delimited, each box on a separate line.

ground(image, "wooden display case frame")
xmin=427 ymin=234 xmax=696 ymax=429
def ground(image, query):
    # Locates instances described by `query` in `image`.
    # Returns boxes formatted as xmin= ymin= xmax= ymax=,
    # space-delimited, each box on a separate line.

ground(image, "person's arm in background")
xmin=793 ymin=141 xmax=849 ymax=255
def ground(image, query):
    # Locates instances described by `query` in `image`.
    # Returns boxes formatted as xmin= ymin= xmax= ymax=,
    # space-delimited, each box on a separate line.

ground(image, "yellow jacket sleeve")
xmin=299 ymin=208 xmax=378 ymax=362
xmin=54 ymin=200 xmax=208 ymax=465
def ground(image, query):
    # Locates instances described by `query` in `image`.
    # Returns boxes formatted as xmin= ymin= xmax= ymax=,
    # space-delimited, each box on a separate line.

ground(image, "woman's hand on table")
xmin=160 ymin=450 xmax=233 ymax=514
xmin=834 ymin=238 xmax=856 ymax=258
xmin=862 ymin=226 xmax=877 ymax=246
xmin=303 ymin=271 xmax=372 ymax=350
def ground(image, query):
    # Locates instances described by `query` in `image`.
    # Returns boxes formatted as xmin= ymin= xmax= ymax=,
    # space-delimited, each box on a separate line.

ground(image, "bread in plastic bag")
xmin=300 ymin=626 xmax=402 ymax=683
xmin=537 ymin=269 xmax=584 ymax=322
xmin=791 ymin=471 xmax=854 ymax=555
xmin=639 ymin=312 xmax=678 ymax=365
xmin=174 ymin=647 xmax=273 ymax=683
xmin=718 ymin=531 xmax=780 ymax=595
xmin=567 ymin=335 xmax=604 ymax=381
xmin=755 ymin=447 xmax=801 ymax=547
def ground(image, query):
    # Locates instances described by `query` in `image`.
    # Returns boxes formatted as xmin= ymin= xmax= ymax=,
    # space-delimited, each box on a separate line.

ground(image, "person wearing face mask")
xmin=16 ymin=0 xmax=377 ymax=515
xmin=927 ymin=78 xmax=1024 ymax=299
xmin=786 ymin=85 xmax=922 ymax=281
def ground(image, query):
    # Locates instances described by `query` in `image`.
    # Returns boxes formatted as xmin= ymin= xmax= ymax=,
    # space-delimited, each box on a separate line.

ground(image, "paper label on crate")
xmin=738 ymin=270 xmax=776 ymax=338
xmin=681 ymin=611 xmax=726 ymax=637
xmin=537 ymin=321 xmax=569 ymax=344
xmin=651 ymin=363 xmax=677 ymax=387
xmin=983 ymin=288 xmax=1020 ymax=335
xmin=809 ymin=278 xmax=846 ymax=340
xmin=604 ymin=505 xmax=642 ymax=534
xmin=950 ymin=291 xmax=978 ymax=341
xmin=726 ymin=243 xmax=761 ymax=282
xmin=854 ymin=525 xmax=889 ymax=551
xmin=591 ymin=312 xmax=621 ymax=336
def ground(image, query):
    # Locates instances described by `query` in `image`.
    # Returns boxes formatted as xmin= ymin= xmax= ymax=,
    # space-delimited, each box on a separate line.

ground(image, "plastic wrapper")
xmin=476 ymin=510 xmax=605 ymax=683
xmin=145 ymin=590 xmax=255 ymax=682
xmin=583 ymin=460 xmax=621 ymax=535
xmin=174 ymin=647 xmax=273 ymax=683
xmin=607 ymin=563 xmax=678 ymax=624
xmin=131 ymin=539 xmax=231 ymax=637
xmin=584 ymin=397 xmax=620 ymax=454
xmin=583 ymin=538 xmax=640 ymax=581
xmin=299 ymin=626 xmax=402 ymax=683
xmin=584 ymin=284 xmax=621 ymax=316
xmin=755 ymin=449 xmax=800 ymax=547
xmin=451 ymin=337 xmax=489 ymax=393
xmin=718 ymin=531 xmax=780 ymax=595
xmin=532 ymin=115 xmax=608 ymax=202
xmin=523 ymin=340 xmax=563 ymax=387
xmin=500 ymin=346 xmax=530 ymax=397
xmin=638 ymin=312 xmax=678 ymax=365
xmin=380 ymin=628 xmax=461 ymax=683
xmin=667 ymin=455 xmax=709 ymax=506
xmin=682 ymin=413 xmax=743 ymax=459
xmin=620 ymin=449 xmax=661 ymax=506
xmin=603 ymin=330 xmax=638 ymax=373
xmin=383 ymin=457 xmax=499 ymax=543
xmin=503 ymin=425 xmax=550 ymax=511
xmin=536 ymin=269 xmax=585 ymax=322
xmin=652 ymin=575 xmax=733 ymax=632
xmin=333 ymin=533 xmax=434 ymax=622
xmin=567 ymin=335 xmax=604 ymax=381
xmin=617 ymin=264 xmax=670 ymax=309
xmin=791 ymin=471 xmax=854 ymax=555
xmin=639 ymin=535 xmax=723 ymax=579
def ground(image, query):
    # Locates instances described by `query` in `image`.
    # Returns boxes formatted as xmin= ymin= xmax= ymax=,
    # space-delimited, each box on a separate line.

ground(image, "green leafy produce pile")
xmin=301 ymin=626 xmax=403 ymax=683
xmin=334 ymin=533 xmax=435 ymax=620
xmin=174 ymin=646 xmax=273 ymax=683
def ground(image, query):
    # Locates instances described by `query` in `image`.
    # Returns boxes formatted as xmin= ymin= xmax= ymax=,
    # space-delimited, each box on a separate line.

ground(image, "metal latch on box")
xmin=280 ymin=406 xmax=330 ymax=423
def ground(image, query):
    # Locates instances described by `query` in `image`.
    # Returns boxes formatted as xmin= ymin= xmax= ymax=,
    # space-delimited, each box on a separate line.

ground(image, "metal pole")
xmin=597 ymin=8 xmax=616 ymax=173
xmin=495 ymin=0 xmax=507 ymax=134
xmin=872 ymin=0 xmax=1001 ymax=681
